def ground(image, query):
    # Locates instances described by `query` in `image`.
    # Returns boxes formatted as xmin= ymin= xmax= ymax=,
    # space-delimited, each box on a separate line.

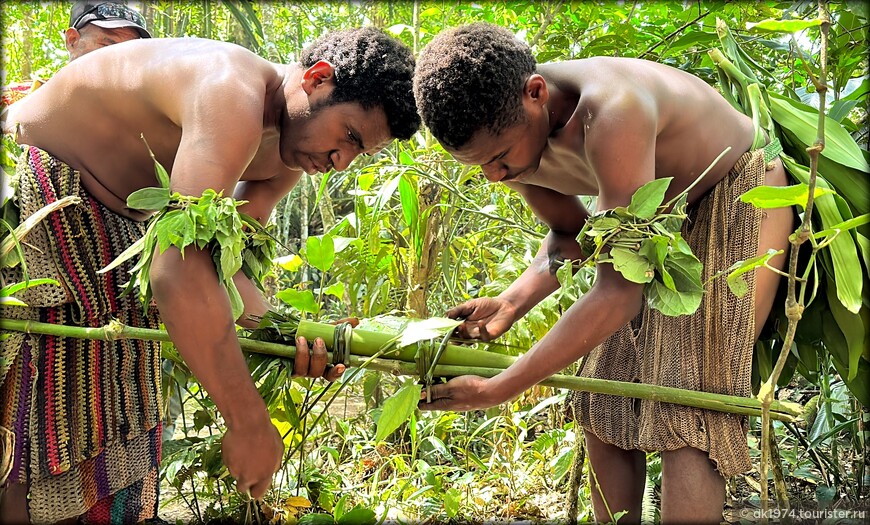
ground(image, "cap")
xmin=69 ymin=1 xmax=151 ymax=38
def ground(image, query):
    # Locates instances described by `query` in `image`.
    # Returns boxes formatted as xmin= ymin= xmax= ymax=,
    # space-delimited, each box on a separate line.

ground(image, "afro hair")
xmin=413 ymin=23 xmax=536 ymax=149
xmin=302 ymin=27 xmax=420 ymax=140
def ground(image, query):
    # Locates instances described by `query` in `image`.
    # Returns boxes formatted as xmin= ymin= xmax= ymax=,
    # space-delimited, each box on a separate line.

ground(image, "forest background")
xmin=1 ymin=1 xmax=868 ymax=523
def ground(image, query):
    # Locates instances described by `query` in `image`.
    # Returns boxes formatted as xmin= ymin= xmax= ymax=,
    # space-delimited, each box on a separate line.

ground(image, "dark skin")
xmin=419 ymin=58 xmax=794 ymax=523
xmin=6 ymin=38 xmax=393 ymax=503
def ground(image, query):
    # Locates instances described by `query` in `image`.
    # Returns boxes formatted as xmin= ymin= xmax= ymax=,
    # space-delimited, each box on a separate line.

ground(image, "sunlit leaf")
xmin=740 ymin=184 xmax=833 ymax=209
xmin=374 ymin=380 xmax=421 ymax=442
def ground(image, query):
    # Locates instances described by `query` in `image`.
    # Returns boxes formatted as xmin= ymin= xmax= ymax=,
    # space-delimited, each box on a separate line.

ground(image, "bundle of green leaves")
xmin=578 ymin=177 xmax=703 ymax=317
xmin=99 ymin=138 xmax=276 ymax=319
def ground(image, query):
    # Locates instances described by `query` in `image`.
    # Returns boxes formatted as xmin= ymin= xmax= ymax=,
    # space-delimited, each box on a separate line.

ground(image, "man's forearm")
xmin=151 ymin=246 xmax=269 ymax=428
xmin=499 ymin=231 xmax=582 ymax=318
xmin=488 ymin=266 xmax=643 ymax=404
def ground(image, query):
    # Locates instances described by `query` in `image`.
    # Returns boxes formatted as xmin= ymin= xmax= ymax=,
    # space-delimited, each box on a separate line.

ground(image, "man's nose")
xmin=481 ymin=162 xmax=506 ymax=183
xmin=329 ymin=150 xmax=352 ymax=172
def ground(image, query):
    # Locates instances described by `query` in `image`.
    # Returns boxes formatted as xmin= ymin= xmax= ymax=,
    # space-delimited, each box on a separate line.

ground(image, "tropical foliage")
xmin=2 ymin=1 xmax=868 ymax=522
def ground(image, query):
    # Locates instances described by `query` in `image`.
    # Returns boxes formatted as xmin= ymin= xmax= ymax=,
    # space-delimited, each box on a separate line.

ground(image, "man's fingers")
xmin=249 ymin=477 xmax=272 ymax=500
xmin=445 ymin=304 xmax=473 ymax=319
xmin=309 ymin=337 xmax=328 ymax=376
xmin=294 ymin=336 xmax=311 ymax=377
xmin=324 ymin=364 xmax=345 ymax=382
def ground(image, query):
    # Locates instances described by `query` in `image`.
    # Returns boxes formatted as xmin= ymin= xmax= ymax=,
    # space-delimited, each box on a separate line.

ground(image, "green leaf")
xmin=126 ymin=186 xmax=170 ymax=211
xmin=298 ymin=513 xmax=335 ymax=525
xmin=444 ymin=487 xmax=461 ymax=518
xmin=782 ymin=155 xmax=863 ymax=313
xmin=826 ymin=278 xmax=865 ymax=382
xmin=725 ymin=249 xmax=783 ymax=297
xmin=740 ymin=184 xmax=833 ymax=209
xmin=275 ymin=288 xmax=320 ymax=314
xmin=628 ymin=178 xmax=672 ymax=219
xmin=375 ymin=380 xmax=422 ymax=442
xmin=225 ymin=277 xmax=244 ymax=321
xmin=0 ymin=278 xmax=60 ymax=297
xmin=336 ymin=506 xmax=376 ymax=525
xmin=747 ymin=18 xmax=822 ymax=33
xmin=323 ymin=281 xmax=345 ymax=299
xmin=155 ymin=210 xmax=196 ymax=254
xmin=610 ymin=247 xmax=655 ymax=284
xmin=645 ymin=279 xmax=703 ymax=317
xmin=398 ymin=173 xmax=419 ymax=230
xmin=306 ymin=235 xmax=335 ymax=273
xmin=770 ymin=92 xmax=869 ymax=172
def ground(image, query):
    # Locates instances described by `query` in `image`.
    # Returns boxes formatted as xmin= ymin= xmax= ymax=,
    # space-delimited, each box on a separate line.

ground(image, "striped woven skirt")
xmin=0 ymin=146 xmax=163 ymax=523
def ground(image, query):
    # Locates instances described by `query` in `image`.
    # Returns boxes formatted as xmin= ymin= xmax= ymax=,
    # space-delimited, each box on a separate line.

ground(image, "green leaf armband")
xmin=100 ymin=188 xmax=277 ymax=320
xmin=578 ymin=179 xmax=704 ymax=317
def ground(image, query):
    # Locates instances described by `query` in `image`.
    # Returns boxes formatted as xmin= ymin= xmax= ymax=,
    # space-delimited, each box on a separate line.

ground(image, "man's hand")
xmin=446 ymin=297 xmax=517 ymax=341
xmin=418 ymin=375 xmax=502 ymax=412
xmin=222 ymin=416 xmax=283 ymax=499
xmin=294 ymin=336 xmax=345 ymax=381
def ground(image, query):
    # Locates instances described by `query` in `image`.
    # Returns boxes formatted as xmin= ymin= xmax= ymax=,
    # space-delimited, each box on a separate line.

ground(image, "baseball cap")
xmin=69 ymin=1 xmax=152 ymax=38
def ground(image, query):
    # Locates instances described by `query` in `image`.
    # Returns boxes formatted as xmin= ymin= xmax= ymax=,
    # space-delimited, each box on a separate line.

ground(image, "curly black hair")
xmin=302 ymin=27 xmax=420 ymax=140
xmin=413 ymin=23 xmax=536 ymax=149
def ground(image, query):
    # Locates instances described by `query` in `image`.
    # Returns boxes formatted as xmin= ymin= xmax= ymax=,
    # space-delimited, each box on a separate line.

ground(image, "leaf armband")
xmin=577 ymin=178 xmax=704 ymax=317
xmin=100 ymin=188 xmax=277 ymax=320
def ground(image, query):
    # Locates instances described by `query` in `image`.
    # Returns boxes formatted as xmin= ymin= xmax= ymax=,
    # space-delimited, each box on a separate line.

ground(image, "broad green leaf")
xmin=398 ymin=150 xmax=415 ymax=166
xmin=155 ymin=210 xmax=195 ymax=254
xmin=306 ymin=235 xmax=335 ymax=273
xmin=629 ymin=178 xmax=672 ymax=219
xmin=357 ymin=171 xmax=374 ymax=191
xmin=740 ymin=184 xmax=833 ymax=209
xmin=375 ymin=380 xmax=421 ymax=442
xmin=826 ymin=278 xmax=865 ymax=381
xmin=275 ymin=289 xmax=320 ymax=314
xmin=323 ymin=281 xmax=345 ymax=299
xmin=645 ymin=279 xmax=703 ymax=317
xmin=770 ymin=92 xmax=869 ymax=172
xmin=587 ymin=215 xmax=621 ymax=233
xmin=337 ymin=506 xmax=376 ymax=525
xmin=444 ymin=488 xmax=461 ymax=518
xmin=610 ymin=247 xmax=654 ymax=284
xmin=821 ymin=308 xmax=870 ymax=406
xmin=298 ymin=513 xmax=335 ymax=525
xmin=747 ymin=18 xmax=821 ymax=32
xmin=126 ymin=186 xmax=170 ymax=211
xmin=275 ymin=253 xmax=304 ymax=272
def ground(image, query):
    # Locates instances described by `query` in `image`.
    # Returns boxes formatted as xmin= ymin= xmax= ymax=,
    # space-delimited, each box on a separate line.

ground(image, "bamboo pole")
xmin=0 ymin=318 xmax=801 ymax=421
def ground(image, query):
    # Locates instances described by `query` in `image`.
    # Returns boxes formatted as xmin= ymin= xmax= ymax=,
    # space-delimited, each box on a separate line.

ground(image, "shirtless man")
xmin=2 ymin=28 xmax=418 ymax=522
xmin=414 ymin=23 xmax=792 ymax=523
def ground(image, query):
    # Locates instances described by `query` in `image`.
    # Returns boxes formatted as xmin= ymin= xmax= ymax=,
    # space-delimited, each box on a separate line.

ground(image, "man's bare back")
xmin=7 ymin=38 xmax=291 ymax=220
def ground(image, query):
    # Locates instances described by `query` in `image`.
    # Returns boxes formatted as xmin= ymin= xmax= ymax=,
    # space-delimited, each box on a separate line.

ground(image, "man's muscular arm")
xmin=149 ymin=81 xmax=283 ymax=499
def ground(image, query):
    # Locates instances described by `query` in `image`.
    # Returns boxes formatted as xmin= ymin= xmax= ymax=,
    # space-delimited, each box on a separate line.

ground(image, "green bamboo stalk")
xmin=0 ymin=318 xmax=802 ymax=422
xmin=296 ymin=320 xmax=802 ymax=421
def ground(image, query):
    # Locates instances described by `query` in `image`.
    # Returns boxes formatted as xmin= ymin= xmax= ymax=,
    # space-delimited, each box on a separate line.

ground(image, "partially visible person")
xmin=1 ymin=27 xmax=419 ymax=523
xmin=1 ymin=1 xmax=149 ymax=116
xmin=414 ymin=23 xmax=792 ymax=524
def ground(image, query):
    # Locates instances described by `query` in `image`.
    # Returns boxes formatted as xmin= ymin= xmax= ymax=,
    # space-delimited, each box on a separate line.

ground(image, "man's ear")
xmin=301 ymin=60 xmax=336 ymax=95
xmin=524 ymin=74 xmax=549 ymax=107
xmin=64 ymin=28 xmax=81 ymax=52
